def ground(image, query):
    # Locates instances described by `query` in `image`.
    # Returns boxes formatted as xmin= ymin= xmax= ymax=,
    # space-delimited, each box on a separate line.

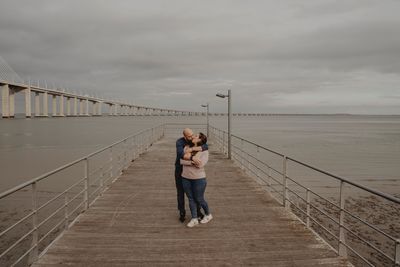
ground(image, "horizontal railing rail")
xmin=0 ymin=124 xmax=165 ymax=267
xmin=209 ymin=125 xmax=400 ymax=267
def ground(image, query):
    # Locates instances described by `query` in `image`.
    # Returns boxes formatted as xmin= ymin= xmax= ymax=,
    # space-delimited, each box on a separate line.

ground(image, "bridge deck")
xmin=33 ymin=138 xmax=350 ymax=266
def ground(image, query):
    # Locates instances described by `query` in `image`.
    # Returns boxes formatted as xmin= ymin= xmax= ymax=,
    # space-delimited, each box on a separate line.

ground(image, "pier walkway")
xmin=32 ymin=138 xmax=349 ymax=266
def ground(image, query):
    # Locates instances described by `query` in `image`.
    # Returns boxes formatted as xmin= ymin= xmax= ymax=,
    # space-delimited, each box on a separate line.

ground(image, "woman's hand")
xmin=184 ymin=146 xmax=193 ymax=153
xmin=183 ymin=152 xmax=191 ymax=160
xmin=192 ymin=157 xmax=202 ymax=168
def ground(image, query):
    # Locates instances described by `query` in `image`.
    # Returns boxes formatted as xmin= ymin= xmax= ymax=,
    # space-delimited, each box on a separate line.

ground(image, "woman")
xmin=180 ymin=132 xmax=213 ymax=228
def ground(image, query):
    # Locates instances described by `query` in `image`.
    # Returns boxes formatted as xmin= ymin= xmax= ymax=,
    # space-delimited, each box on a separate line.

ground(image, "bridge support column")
xmin=9 ymin=88 xmax=15 ymax=117
xmin=111 ymin=104 xmax=115 ymax=116
xmin=85 ymin=99 xmax=89 ymax=116
xmin=34 ymin=92 xmax=40 ymax=116
xmin=1 ymin=84 xmax=10 ymax=118
xmin=114 ymin=104 xmax=119 ymax=116
xmin=108 ymin=104 xmax=113 ymax=116
xmin=97 ymin=102 xmax=102 ymax=116
xmin=79 ymin=99 xmax=84 ymax=116
xmin=92 ymin=102 xmax=97 ymax=116
xmin=1 ymin=84 xmax=14 ymax=118
xmin=66 ymin=97 xmax=71 ymax=116
xmin=52 ymin=95 xmax=57 ymax=116
xmin=73 ymin=97 xmax=78 ymax=116
xmin=25 ymin=87 xmax=32 ymax=118
xmin=43 ymin=92 xmax=48 ymax=117
xmin=59 ymin=95 xmax=64 ymax=116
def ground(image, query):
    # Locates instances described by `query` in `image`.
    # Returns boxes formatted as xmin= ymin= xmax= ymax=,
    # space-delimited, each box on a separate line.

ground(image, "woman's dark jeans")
xmin=182 ymin=177 xmax=210 ymax=219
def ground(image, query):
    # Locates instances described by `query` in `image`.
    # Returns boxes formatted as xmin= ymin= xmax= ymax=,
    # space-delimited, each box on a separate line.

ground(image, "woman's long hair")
xmin=190 ymin=132 xmax=208 ymax=157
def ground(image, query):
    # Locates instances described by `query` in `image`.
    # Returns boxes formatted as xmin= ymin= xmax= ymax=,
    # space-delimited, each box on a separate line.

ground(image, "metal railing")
xmin=0 ymin=124 xmax=165 ymax=266
xmin=209 ymin=125 xmax=400 ymax=267
xmin=2 ymin=122 xmax=398 ymax=266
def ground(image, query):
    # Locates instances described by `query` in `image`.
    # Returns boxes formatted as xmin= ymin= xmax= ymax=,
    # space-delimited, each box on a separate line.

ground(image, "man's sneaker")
xmin=187 ymin=218 xmax=199 ymax=228
xmin=179 ymin=214 xmax=185 ymax=223
xmin=200 ymin=214 xmax=213 ymax=224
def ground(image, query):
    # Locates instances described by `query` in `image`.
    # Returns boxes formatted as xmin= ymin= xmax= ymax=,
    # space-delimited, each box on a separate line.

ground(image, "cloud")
xmin=0 ymin=0 xmax=400 ymax=114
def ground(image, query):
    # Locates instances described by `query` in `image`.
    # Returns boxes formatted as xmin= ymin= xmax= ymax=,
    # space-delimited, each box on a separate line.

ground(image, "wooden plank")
xmin=33 ymin=139 xmax=350 ymax=266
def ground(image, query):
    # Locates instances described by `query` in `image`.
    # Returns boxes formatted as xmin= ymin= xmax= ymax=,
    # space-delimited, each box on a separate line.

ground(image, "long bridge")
xmin=1 ymin=80 xmax=354 ymax=119
xmin=1 ymin=79 xmax=305 ymax=118
xmin=0 ymin=79 xmax=198 ymax=118
xmin=1 ymin=123 xmax=399 ymax=266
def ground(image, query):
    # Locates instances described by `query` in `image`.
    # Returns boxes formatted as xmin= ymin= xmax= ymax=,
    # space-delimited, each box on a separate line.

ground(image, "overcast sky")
xmin=1 ymin=0 xmax=400 ymax=114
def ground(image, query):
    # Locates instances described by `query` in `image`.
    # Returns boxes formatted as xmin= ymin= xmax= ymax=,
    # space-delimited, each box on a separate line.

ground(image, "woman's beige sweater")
xmin=180 ymin=150 xmax=209 ymax=179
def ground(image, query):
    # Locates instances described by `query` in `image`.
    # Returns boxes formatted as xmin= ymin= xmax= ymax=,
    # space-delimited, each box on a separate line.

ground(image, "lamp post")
xmin=201 ymin=103 xmax=209 ymax=137
xmin=216 ymin=89 xmax=231 ymax=159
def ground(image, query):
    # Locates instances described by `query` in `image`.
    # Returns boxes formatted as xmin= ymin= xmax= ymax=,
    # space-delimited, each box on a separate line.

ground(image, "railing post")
xmin=146 ymin=131 xmax=148 ymax=149
xmin=64 ymin=194 xmax=69 ymax=230
xmin=395 ymin=239 xmax=400 ymax=266
xmin=142 ymin=133 xmax=145 ymax=152
xmin=131 ymin=137 xmax=135 ymax=162
xmin=133 ymin=136 xmax=137 ymax=160
xmin=144 ymin=131 xmax=148 ymax=150
xmin=267 ymin=166 xmax=271 ymax=188
xmin=99 ymin=167 xmax=104 ymax=194
xmin=282 ymin=156 xmax=288 ymax=208
xmin=240 ymin=139 xmax=244 ymax=169
xmin=306 ymin=189 xmax=311 ymax=228
xmin=147 ymin=129 xmax=151 ymax=148
xmin=123 ymin=139 xmax=128 ymax=169
xmin=140 ymin=134 xmax=143 ymax=154
xmin=109 ymin=147 xmax=113 ymax=181
xmin=218 ymin=130 xmax=221 ymax=152
xmin=117 ymin=149 xmax=122 ymax=175
xmin=247 ymin=146 xmax=250 ymax=172
xmin=339 ymin=180 xmax=348 ymax=257
xmin=222 ymin=131 xmax=226 ymax=155
xmin=256 ymin=146 xmax=261 ymax=184
xmin=84 ymin=158 xmax=89 ymax=210
xmin=29 ymin=182 xmax=38 ymax=263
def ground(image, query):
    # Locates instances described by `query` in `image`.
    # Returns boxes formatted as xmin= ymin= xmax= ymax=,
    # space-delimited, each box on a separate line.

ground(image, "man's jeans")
xmin=181 ymin=177 xmax=210 ymax=219
xmin=174 ymin=166 xmax=186 ymax=216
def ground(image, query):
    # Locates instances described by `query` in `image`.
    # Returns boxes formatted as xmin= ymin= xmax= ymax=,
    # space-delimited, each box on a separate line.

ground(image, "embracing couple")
xmin=174 ymin=128 xmax=213 ymax=228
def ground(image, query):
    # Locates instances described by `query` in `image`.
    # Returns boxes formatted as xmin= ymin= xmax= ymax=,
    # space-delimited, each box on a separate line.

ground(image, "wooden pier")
xmin=33 ymin=138 xmax=350 ymax=266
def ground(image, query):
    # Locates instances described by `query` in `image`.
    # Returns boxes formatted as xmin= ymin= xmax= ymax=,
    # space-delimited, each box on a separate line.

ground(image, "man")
xmin=175 ymin=128 xmax=208 ymax=222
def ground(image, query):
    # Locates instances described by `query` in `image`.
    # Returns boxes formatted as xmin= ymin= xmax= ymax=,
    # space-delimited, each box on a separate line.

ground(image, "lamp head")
xmin=201 ymin=104 xmax=208 ymax=107
xmin=216 ymin=93 xmax=226 ymax=98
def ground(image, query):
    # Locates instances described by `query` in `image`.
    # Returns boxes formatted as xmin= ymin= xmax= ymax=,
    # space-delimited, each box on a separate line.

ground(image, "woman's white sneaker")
xmin=200 ymin=214 xmax=213 ymax=224
xmin=187 ymin=218 xmax=199 ymax=228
